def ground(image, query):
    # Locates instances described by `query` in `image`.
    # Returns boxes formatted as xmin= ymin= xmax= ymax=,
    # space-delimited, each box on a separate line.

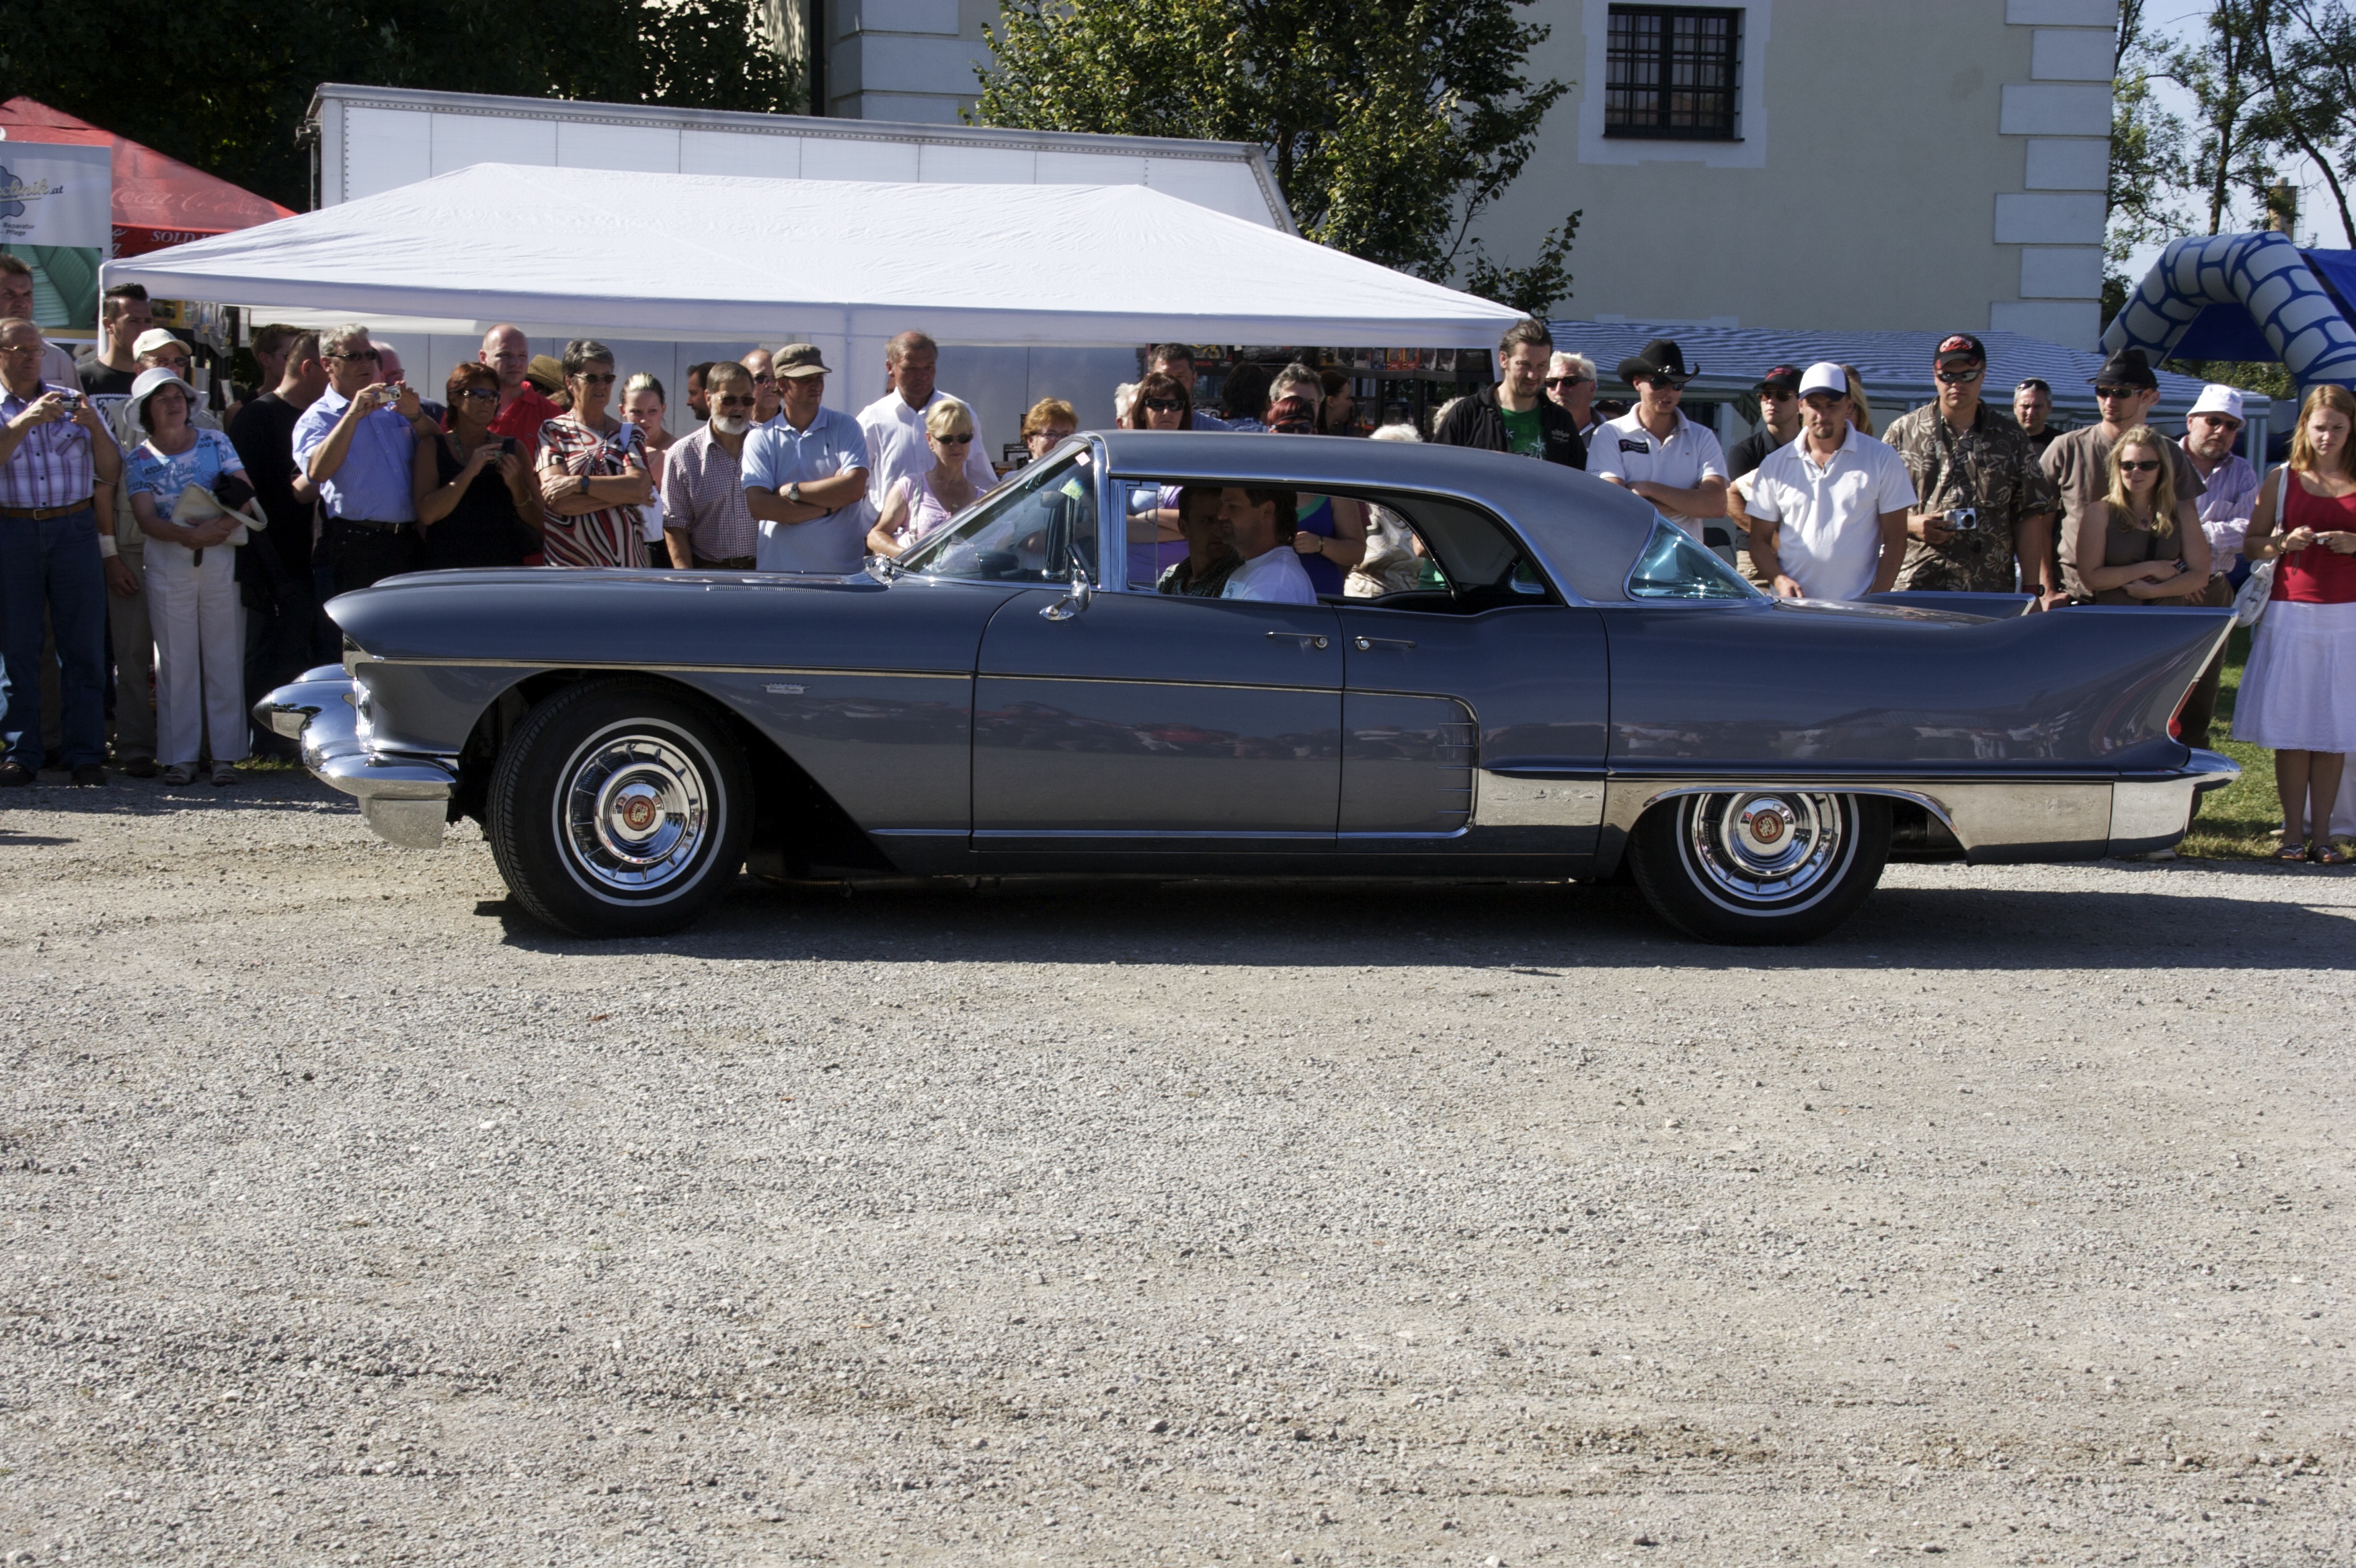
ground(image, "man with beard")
xmin=660 ymin=362 xmax=763 ymax=570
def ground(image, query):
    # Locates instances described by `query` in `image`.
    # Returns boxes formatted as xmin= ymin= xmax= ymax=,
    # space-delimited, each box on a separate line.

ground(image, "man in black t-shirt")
xmin=1725 ymin=364 xmax=1803 ymax=479
xmin=77 ymin=284 xmax=151 ymax=395
xmin=228 ymin=331 xmax=331 ymax=756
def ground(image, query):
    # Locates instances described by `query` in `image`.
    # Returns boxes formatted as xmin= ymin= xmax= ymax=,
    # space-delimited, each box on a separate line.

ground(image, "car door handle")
xmin=1352 ymin=635 xmax=1417 ymax=651
xmin=1265 ymin=631 xmax=1330 ymax=650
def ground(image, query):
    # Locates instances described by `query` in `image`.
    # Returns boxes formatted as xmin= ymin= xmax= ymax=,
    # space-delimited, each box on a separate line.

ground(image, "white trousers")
xmin=143 ymin=540 xmax=245 ymax=767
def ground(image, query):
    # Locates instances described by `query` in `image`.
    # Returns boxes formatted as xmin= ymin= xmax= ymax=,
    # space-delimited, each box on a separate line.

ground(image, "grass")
xmin=2181 ymin=624 xmax=2285 ymax=861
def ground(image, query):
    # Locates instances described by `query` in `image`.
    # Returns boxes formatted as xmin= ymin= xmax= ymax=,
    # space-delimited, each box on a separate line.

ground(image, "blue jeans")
xmin=0 ymin=508 xmax=108 ymax=770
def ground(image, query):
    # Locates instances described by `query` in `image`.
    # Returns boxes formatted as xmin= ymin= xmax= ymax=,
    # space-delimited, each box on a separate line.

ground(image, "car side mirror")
xmin=1040 ymin=561 xmax=1094 ymax=621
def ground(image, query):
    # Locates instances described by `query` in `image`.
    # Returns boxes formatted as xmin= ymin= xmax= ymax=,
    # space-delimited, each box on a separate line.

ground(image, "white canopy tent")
xmin=102 ymin=162 xmax=1524 ymax=428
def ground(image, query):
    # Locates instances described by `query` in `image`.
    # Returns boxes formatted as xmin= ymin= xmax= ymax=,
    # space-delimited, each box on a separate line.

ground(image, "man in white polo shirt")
xmin=1589 ymin=338 xmax=1731 ymax=553
xmin=1218 ymin=485 xmax=1318 ymax=604
xmin=1745 ymin=361 xmax=1918 ymax=600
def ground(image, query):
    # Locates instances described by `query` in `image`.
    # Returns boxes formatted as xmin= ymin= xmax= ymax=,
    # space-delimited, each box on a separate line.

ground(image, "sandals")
xmin=2316 ymin=842 xmax=2353 ymax=867
xmin=160 ymin=764 xmax=194 ymax=787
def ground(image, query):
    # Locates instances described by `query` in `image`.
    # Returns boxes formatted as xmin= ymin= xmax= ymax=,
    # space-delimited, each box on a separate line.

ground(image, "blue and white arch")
xmin=2103 ymin=231 xmax=2356 ymax=388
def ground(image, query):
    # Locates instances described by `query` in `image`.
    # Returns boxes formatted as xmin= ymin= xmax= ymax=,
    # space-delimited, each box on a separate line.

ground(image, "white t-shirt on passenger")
xmin=1221 ymin=545 xmax=1319 ymax=604
xmin=1743 ymin=426 xmax=1918 ymax=600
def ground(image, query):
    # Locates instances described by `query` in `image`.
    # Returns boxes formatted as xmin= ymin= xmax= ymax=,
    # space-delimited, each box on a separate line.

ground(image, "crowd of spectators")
xmin=0 ymin=286 xmax=2348 ymax=855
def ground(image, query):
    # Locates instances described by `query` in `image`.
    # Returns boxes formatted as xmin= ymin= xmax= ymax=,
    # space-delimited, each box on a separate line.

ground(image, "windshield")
xmin=897 ymin=447 xmax=1099 ymax=584
xmin=1625 ymin=518 xmax=1761 ymax=601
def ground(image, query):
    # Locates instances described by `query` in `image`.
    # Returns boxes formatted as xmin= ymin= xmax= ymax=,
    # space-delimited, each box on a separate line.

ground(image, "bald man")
xmin=479 ymin=323 xmax=561 ymax=457
xmin=742 ymin=347 xmax=783 ymax=426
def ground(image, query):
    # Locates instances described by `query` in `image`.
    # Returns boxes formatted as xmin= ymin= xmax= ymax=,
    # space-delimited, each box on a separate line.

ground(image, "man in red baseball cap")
xmin=1879 ymin=331 xmax=2062 ymax=603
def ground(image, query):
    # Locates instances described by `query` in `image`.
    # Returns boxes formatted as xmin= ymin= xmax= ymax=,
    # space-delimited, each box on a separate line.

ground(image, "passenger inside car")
xmin=1156 ymin=485 xmax=1239 ymax=598
xmin=1217 ymin=486 xmax=1319 ymax=604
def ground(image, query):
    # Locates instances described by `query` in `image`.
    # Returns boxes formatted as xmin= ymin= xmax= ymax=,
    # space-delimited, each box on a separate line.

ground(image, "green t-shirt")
xmin=1499 ymin=402 xmax=1546 ymax=459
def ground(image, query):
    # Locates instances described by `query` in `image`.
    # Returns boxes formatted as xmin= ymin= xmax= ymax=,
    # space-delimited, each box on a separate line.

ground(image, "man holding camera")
xmin=292 ymin=323 xmax=437 ymax=595
xmin=1882 ymin=333 xmax=2062 ymax=604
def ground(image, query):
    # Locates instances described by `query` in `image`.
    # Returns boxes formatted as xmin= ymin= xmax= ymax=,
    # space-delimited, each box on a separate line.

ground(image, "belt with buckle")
xmin=330 ymin=516 xmax=411 ymax=534
xmin=695 ymin=554 xmax=758 ymax=570
xmin=0 ymin=499 xmax=93 ymax=521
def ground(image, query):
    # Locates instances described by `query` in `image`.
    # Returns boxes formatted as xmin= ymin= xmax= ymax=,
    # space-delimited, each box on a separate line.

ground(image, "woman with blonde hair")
xmin=867 ymin=397 xmax=982 ymax=557
xmin=2071 ymin=424 xmax=2210 ymax=606
xmin=1842 ymin=364 xmax=1876 ymax=438
xmin=2236 ymin=383 xmax=2356 ymax=863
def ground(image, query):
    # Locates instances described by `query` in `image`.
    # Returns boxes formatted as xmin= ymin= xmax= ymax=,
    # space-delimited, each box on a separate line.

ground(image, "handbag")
xmin=2233 ymin=558 xmax=2276 ymax=627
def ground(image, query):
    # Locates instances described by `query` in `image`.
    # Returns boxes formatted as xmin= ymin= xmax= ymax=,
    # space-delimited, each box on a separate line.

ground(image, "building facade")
xmin=818 ymin=0 xmax=2117 ymax=348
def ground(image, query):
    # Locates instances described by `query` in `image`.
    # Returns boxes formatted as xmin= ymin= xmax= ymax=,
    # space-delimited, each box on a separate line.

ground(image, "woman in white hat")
xmin=124 ymin=366 xmax=258 ymax=787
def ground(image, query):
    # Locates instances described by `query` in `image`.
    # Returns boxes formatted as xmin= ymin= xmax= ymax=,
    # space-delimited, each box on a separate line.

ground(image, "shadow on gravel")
xmin=472 ymin=864 xmax=2355 ymax=975
xmin=0 ymin=774 xmax=349 ymax=819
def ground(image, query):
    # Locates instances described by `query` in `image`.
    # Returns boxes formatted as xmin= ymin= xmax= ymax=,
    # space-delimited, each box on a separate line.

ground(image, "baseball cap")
xmin=1755 ymin=364 xmax=1801 ymax=394
xmin=1798 ymin=361 xmax=1850 ymax=399
xmin=2187 ymin=383 xmax=2246 ymax=422
xmin=775 ymin=343 xmax=831 ymax=379
xmin=1934 ymin=332 xmax=1986 ymax=364
xmin=1266 ymin=394 xmax=1317 ymax=430
xmin=132 ymin=327 xmax=188 ymax=359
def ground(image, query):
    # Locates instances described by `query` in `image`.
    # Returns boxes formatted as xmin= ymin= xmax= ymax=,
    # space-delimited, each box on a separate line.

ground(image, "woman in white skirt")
xmin=2236 ymin=383 xmax=2356 ymax=863
xmin=124 ymin=368 xmax=254 ymax=787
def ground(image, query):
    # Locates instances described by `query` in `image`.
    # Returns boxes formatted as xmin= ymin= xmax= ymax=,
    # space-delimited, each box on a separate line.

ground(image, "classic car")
xmin=258 ymin=431 xmax=2238 ymax=944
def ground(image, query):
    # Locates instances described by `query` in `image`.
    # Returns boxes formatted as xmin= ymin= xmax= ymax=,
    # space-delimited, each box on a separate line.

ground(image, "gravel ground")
xmin=1 ymin=772 xmax=2351 ymax=1567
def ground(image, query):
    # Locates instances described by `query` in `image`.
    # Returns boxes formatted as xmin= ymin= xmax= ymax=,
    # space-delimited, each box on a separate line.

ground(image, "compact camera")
xmin=1944 ymin=506 xmax=1980 ymax=532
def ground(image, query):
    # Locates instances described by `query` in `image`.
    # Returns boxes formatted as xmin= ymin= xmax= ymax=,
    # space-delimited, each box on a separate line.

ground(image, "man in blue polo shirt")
xmin=292 ymin=323 xmax=439 ymax=595
xmin=740 ymin=345 xmax=871 ymax=574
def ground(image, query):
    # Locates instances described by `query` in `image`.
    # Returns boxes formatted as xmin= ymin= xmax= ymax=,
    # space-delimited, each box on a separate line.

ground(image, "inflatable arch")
xmin=2102 ymin=231 xmax=2356 ymax=388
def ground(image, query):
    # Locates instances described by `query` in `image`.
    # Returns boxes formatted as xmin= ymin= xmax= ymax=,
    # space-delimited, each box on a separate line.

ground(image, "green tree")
xmin=2165 ymin=0 xmax=2278 ymax=236
xmin=2252 ymin=0 xmax=2356 ymax=245
xmin=0 ymin=0 xmax=801 ymax=214
xmin=974 ymin=0 xmax=1579 ymax=315
xmin=2106 ymin=0 xmax=2187 ymax=321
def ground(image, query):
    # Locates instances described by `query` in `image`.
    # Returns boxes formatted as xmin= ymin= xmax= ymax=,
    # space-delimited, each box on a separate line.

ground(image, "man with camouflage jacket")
xmin=1882 ymin=333 xmax=2063 ymax=606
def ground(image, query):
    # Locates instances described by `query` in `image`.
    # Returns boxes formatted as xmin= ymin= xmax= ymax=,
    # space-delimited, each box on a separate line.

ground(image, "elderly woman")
xmin=619 ymin=372 xmax=676 ymax=561
xmin=413 ymin=362 xmax=542 ymax=569
xmin=535 ymin=340 xmax=653 ymax=567
xmin=124 ymin=367 xmax=256 ymax=787
xmin=1020 ymin=398 xmax=1077 ymax=465
xmin=868 ymin=397 xmax=984 ymax=557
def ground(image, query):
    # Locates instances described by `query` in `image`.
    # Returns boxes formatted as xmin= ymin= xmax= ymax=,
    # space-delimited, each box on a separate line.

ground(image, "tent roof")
xmin=101 ymin=162 xmax=1526 ymax=348
xmin=0 ymin=97 xmax=293 ymax=254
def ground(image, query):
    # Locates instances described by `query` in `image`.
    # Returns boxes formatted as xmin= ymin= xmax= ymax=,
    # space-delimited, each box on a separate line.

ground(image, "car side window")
xmin=1625 ymin=518 xmax=1760 ymax=601
xmin=899 ymin=449 xmax=1097 ymax=584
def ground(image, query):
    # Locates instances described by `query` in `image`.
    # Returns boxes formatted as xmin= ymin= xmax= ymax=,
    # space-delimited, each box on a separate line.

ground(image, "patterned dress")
xmin=537 ymin=417 xmax=647 ymax=569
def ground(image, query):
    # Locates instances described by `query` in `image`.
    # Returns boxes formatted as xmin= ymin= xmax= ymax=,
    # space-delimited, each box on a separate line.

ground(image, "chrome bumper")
xmin=2109 ymin=746 xmax=2240 ymax=857
xmin=253 ymin=666 xmax=457 ymax=849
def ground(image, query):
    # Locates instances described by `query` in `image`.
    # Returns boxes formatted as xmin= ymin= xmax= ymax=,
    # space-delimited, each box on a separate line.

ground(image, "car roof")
xmin=1087 ymin=428 xmax=1662 ymax=603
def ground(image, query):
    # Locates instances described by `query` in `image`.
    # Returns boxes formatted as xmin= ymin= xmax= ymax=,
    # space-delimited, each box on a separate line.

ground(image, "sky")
xmin=2115 ymin=2 xmax=2351 ymax=290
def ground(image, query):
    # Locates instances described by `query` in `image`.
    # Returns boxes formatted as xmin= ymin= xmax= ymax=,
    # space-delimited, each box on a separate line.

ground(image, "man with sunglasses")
xmin=1881 ymin=332 xmax=2061 ymax=602
xmin=292 ymin=324 xmax=435 ymax=595
xmin=1592 ymin=337 xmax=1727 ymax=551
xmin=740 ymin=347 xmax=784 ymax=428
xmin=1433 ymin=317 xmax=1586 ymax=468
xmin=742 ymin=345 xmax=871 ymax=574
xmin=1743 ymin=362 xmax=1917 ymax=602
xmin=1545 ymin=352 xmax=1600 ymax=438
xmin=661 ymin=362 xmax=762 ymax=570
xmin=2039 ymin=347 xmax=2205 ymax=604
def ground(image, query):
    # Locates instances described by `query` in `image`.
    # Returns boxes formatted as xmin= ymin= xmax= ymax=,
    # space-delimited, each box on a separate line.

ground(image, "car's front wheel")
xmin=486 ymin=678 xmax=751 ymax=937
xmin=1626 ymin=790 xmax=1889 ymax=945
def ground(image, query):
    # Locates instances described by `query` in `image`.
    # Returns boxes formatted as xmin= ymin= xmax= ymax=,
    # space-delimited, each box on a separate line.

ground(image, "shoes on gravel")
xmin=69 ymin=765 xmax=106 ymax=787
xmin=210 ymin=765 xmax=239 ymax=788
xmin=0 ymin=760 xmax=29 ymax=787
xmin=119 ymin=754 xmax=158 ymax=779
xmin=160 ymin=764 xmax=194 ymax=787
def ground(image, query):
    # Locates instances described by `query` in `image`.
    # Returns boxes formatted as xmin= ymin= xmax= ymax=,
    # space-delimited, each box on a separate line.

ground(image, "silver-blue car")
xmin=259 ymin=431 xmax=2236 ymax=944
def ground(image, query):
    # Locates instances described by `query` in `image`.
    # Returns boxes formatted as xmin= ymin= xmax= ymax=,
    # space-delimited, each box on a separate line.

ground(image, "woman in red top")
xmin=2238 ymin=384 xmax=2356 ymax=863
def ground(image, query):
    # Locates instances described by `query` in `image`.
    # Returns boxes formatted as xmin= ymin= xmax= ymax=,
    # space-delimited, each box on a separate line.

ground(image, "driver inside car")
xmin=1217 ymin=486 xmax=1319 ymax=604
xmin=1156 ymin=485 xmax=1239 ymax=597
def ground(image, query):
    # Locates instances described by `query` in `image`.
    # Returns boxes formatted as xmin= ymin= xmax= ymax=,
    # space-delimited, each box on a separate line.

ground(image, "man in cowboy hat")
xmin=1591 ymin=338 xmax=1729 ymax=553
xmin=1432 ymin=319 xmax=1586 ymax=467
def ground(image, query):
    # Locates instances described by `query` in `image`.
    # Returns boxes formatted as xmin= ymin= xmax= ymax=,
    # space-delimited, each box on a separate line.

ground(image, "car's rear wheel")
xmin=1626 ymin=789 xmax=1889 ymax=945
xmin=486 ymin=678 xmax=750 ymax=937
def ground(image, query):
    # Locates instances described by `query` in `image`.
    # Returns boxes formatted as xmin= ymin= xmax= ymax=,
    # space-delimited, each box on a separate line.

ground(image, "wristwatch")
xmin=787 ymin=481 xmax=803 ymax=506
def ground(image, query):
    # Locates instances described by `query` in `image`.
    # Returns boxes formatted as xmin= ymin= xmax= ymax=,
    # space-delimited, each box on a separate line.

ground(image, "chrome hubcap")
xmin=1685 ymin=791 xmax=1848 ymax=905
xmin=559 ymin=731 xmax=711 ymax=894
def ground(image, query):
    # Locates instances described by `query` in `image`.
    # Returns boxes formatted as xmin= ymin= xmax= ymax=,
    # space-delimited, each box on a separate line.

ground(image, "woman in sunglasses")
xmin=411 ymin=362 xmax=542 ymax=570
xmin=867 ymin=397 xmax=982 ymax=557
xmin=2073 ymin=426 xmax=2209 ymax=607
xmin=535 ymin=339 xmax=653 ymax=568
xmin=1116 ymin=372 xmax=1195 ymax=584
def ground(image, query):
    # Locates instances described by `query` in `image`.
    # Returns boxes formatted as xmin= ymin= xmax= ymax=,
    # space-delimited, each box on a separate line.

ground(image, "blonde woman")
xmin=867 ymin=397 xmax=981 ymax=557
xmin=1843 ymin=364 xmax=1876 ymax=438
xmin=2072 ymin=425 xmax=2209 ymax=606
xmin=2236 ymin=384 xmax=2356 ymax=863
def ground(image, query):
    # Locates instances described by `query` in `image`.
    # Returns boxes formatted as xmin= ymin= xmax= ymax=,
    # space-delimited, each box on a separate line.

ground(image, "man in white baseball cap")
xmin=2172 ymin=382 xmax=2259 ymax=748
xmin=1743 ymin=361 xmax=1918 ymax=600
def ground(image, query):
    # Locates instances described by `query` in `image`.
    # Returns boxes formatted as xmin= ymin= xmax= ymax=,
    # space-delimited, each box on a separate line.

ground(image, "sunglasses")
xmin=1935 ymin=367 xmax=1984 ymax=384
xmin=1544 ymin=376 xmax=1589 ymax=387
xmin=1803 ymin=393 xmax=1849 ymax=409
xmin=748 ymin=370 xmax=777 ymax=385
xmin=327 ymin=349 xmax=381 ymax=362
xmin=1143 ymin=398 xmax=1183 ymax=413
xmin=713 ymin=395 xmax=756 ymax=410
xmin=935 ymin=432 xmax=975 ymax=444
xmin=2119 ymin=458 xmax=2162 ymax=473
xmin=577 ymin=372 xmax=617 ymax=385
xmin=453 ymin=387 xmax=498 ymax=401
xmin=2094 ymin=385 xmax=2142 ymax=399
xmin=1758 ymin=387 xmax=1795 ymax=401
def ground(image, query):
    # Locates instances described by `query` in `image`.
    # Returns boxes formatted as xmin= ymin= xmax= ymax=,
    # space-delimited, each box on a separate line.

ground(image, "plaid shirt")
xmin=1 ymin=382 xmax=113 ymax=510
xmin=660 ymin=425 xmax=758 ymax=561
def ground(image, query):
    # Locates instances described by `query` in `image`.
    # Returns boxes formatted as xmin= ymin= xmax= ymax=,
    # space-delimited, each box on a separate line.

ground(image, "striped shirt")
xmin=660 ymin=425 xmax=758 ymax=561
xmin=1 ymin=382 xmax=111 ymax=510
xmin=2183 ymin=440 xmax=2261 ymax=573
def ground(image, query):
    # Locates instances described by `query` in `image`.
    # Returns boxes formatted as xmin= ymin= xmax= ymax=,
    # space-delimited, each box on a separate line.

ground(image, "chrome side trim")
xmin=360 ymin=657 xmax=970 ymax=679
xmin=1599 ymin=776 xmax=2114 ymax=866
xmin=1474 ymin=771 xmax=1606 ymax=828
xmin=973 ymin=828 xmax=1331 ymax=841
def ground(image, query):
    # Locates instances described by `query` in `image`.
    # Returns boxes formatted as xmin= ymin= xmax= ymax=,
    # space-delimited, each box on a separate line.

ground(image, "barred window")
xmin=1605 ymin=6 xmax=1743 ymax=141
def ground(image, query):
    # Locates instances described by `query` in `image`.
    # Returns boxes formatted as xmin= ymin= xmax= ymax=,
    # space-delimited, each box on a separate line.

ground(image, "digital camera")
xmin=1945 ymin=506 xmax=1979 ymax=532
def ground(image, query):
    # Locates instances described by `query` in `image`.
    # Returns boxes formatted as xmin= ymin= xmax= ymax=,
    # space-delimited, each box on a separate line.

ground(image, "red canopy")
xmin=0 ymin=97 xmax=293 ymax=258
